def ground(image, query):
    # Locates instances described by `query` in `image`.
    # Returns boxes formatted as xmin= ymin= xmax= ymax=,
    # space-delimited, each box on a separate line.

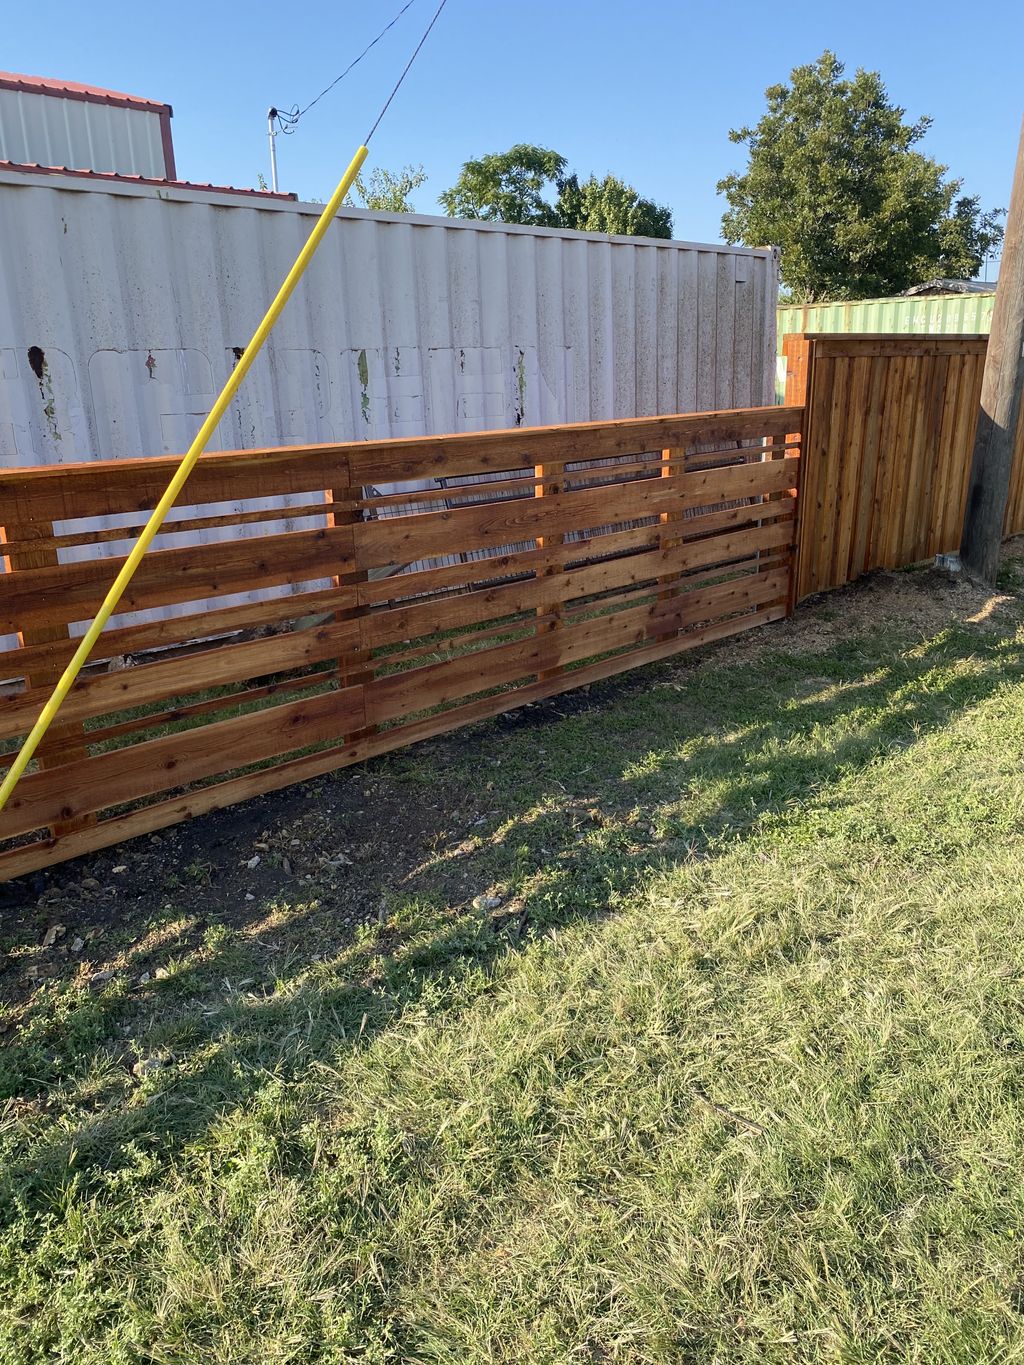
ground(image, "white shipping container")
xmin=0 ymin=166 xmax=778 ymax=466
xmin=0 ymin=166 xmax=778 ymax=648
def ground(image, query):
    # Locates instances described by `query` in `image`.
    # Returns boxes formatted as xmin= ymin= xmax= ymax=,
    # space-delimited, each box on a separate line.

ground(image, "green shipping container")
xmin=775 ymin=291 xmax=995 ymax=399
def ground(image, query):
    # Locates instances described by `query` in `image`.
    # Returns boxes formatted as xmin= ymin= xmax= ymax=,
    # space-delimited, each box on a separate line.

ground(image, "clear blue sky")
xmin=6 ymin=0 xmax=1022 ymax=267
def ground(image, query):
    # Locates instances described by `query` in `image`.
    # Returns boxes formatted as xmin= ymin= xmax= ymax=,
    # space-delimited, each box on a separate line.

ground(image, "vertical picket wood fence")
xmin=0 ymin=407 xmax=801 ymax=878
xmin=785 ymin=334 xmax=987 ymax=599
xmin=785 ymin=332 xmax=1024 ymax=602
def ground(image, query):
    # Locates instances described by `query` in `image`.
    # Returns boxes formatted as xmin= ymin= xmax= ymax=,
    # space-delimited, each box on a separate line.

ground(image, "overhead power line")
xmin=272 ymin=0 xmax=419 ymax=136
xmin=365 ymin=0 xmax=447 ymax=144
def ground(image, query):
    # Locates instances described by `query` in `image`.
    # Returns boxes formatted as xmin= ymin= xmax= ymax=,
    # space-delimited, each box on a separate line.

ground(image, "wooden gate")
xmin=0 ymin=407 xmax=800 ymax=879
xmin=785 ymin=334 xmax=988 ymax=600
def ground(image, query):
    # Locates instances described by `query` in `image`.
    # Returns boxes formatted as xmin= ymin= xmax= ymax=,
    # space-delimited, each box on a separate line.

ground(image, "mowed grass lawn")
xmin=3 ymin=564 xmax=1024 ymax=1363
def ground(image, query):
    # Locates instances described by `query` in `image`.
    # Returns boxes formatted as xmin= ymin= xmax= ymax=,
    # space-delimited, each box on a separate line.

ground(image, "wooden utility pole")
xmin=961 ymin=116 xmax=1024 ymax=583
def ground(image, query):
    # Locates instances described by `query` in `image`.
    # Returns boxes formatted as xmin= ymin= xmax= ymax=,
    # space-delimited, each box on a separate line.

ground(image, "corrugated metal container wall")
xmin=0 ymin=90 xmax=168 ymax=179
xmin=775 ymin=292 xmax=995 ymax=397
xmin=0 ymin=169 xmax=778 ymax=465
xmin=0 ymin=168 xmax=778 ymax=647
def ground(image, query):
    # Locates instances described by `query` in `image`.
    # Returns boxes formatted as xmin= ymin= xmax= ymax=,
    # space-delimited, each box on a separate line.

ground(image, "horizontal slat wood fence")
xmin=0 ymin=407 xmax=800 ymax=878
xmin=786 ymin=332 xmax=1024 ymax=602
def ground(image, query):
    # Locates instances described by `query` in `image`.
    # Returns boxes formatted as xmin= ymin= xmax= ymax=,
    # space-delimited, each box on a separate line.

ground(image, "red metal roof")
xmin=0 ymin=161 xmax=297 ymax=202
xmin=0 ymin=71 xmax=172 ymax=115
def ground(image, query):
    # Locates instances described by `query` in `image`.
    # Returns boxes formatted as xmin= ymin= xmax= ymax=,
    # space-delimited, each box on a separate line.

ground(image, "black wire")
xmin=364 ymin=0 xmax=448 ymax=145
xmin=274 ymin=105 xmax=300 ymax=136
xmin=273 ymin=0 xmax=419 ymax=132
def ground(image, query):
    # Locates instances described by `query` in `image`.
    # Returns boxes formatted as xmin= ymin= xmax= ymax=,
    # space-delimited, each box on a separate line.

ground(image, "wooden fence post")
xmin=783 ymin=334 xmax=817 ymax=603
xmin=961 ymin=115 xmax=1024 ymax=583
xmin=326 ymin=472 xmax=376 ymax=742
xmin=534 ymin=459 xmax=566 ymax=681
xmin=653 ymin=446 xmax=685 ymax=636
xmin=782 ymin=333 xmax=811 ymax=409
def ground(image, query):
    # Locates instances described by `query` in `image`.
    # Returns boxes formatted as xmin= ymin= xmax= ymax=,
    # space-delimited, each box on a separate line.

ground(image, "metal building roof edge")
xmin=0 ymin=161 xmax=297 ymax=202
xmin=0 ymin=71 xmax=172 ymax=115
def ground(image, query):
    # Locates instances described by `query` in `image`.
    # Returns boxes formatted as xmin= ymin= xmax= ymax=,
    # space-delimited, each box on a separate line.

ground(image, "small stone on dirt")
xmin=91 ymin=969 xmax=115 ymax=985
xmin=40 ymin=924 xmax=65 ymax=948
xmin=154 ymin=966 xmax=170 ymax=980
xmin=138 ymin=972 xmax=151 ymax=985
xmin=245 ymin=855 xmax=260 ymax=870
xmin=70 ymin=937 xmax=84 ymax=953
xmin=112 ymin=864 xmax=128 ymax=874
xmin=81 ymin=877 xmax=101 ymax=892
xmin=132 ymin=1056 xmax=164 ymax=1079
xmin=244 ymin=892 xmax=256 ymax=902
xmin=472 ymin=894 xmax=503 ymax=912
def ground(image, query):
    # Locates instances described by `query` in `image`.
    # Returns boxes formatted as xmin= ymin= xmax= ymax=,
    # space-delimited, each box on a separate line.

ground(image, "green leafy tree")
xmin=555 ymin=173 xmax=672 ymax=238
xmin=938 ymin=193 xmax=1004 ymax=280
xmin=439 ymin=145 xmax=672 ymax=238
xmin=438 ymin=145 xmax=567 ymax=226
xmin=352 ymin=164 xmax=427 ymax=213
xmin=718 ymin=52 xmax=1004 ymax=301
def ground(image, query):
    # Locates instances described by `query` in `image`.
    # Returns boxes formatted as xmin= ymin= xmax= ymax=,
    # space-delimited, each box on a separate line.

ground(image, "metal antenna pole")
xmin=267 ymin=108 xmax=280 ymax=193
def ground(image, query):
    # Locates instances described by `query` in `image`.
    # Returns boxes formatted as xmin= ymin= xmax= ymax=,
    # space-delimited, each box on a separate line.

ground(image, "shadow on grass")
xmin=2 ymin=617 xmax=1023 ymax=1212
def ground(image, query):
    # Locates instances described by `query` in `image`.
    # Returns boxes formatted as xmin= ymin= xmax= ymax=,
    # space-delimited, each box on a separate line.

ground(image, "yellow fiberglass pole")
xmin=0 ymin=142 xmax=369 ymax=816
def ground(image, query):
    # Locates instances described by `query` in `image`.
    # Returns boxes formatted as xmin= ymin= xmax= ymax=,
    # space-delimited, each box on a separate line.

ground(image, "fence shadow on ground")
xmin=3 ymin=611 xmax=1023 ymax=1209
